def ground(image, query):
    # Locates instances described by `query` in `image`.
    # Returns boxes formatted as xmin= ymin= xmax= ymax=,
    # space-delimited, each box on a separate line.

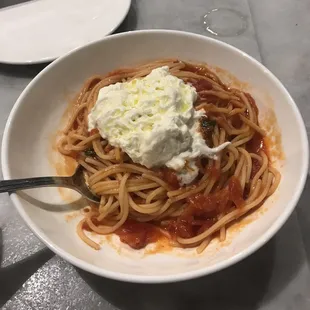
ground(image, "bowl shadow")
xmin=0 ymin=0 xmax=33 ymax=10
xmin=296 ymin=174 xmax=310 ymax=263
xmin=77 ymin=212 xmax=305 ymax=310
xmin=114 ymin=0 xmax=138 ymax=34
xmin=78 ymin=239 xmax=275 ymax=310
xmin=16 ymin=191 xmax=85 ymax=212
xmin=0 ymin=61 xmax=49 ymax=75
xmin=0 ymin=226 xmax=54 ymax=307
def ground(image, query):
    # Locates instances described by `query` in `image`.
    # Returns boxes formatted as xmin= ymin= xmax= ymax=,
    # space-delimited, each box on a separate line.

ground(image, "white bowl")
xmin=2 ymin=30 xmax=308 ymax=283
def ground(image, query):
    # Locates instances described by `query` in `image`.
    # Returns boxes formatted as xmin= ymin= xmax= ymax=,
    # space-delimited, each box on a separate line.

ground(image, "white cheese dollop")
xmin=88 ymin=66 xmax=229 ymax=184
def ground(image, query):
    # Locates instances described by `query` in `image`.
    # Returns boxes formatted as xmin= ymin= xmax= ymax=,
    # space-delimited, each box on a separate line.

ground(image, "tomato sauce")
xmin=89 ymin=128 xmax=99 ymax=136
xmin=158 ymin=168 xmax=180 ymax=189
xmin=189 ymin=79 xmax=213 ymax=92
xmin=115 ymin=219 xmax=165 ymax=250
xmin=161 ymin=177 xmax=244 ymax=240
xmin=246 ymin=132 xmax=268 ymax=178
xmin=230 ymin=114 xmax=243 ymax=129
xmin=246 ymin=132 xmax=267 ymax=155
xmin=242 ymin=93 xmax=269 ymax=178
xmin=205 ymin=163 xmax=220 ymax=180
xmin=245 ymin=92 xmax=259 ymax=116
xmin=88 ymin=78 xmax=101 ymax=91
xmin=68 ymin=151 xmax=78 ymax=160
xmin=251 ymin=158 xmax=261 ymax=179
xmin=184 ymin=63 xmax=213 ymax=78
xmin=114 ymin=177 xmax=244 ymax=249
xmin=104 ymin=144 xmax=113 ymax=153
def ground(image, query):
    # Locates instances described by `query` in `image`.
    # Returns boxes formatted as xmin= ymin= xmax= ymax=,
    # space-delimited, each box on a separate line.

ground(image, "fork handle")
xmin=0 ymin=176 xmax=74 ymax=193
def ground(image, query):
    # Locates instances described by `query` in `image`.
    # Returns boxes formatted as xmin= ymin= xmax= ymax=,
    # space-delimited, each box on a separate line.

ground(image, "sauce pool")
xmin=115 ymin=219 xmax=165 ymax=250
xmin=159 ymin=167 xmax=180 ymax=189
xmin=114 ymin=177 xmax=244 ymax=249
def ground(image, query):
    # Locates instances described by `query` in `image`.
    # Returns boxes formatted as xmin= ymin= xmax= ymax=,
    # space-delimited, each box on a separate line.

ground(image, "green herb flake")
xmin=84 ymin=148 xmax=96 ymax=157
xmin=201 ymin=119 xmax=216 ymax=128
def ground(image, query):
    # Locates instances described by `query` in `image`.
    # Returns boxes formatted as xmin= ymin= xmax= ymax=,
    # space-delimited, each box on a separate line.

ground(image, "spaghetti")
xmin=57 ymin=59 xmax=280 ymax=253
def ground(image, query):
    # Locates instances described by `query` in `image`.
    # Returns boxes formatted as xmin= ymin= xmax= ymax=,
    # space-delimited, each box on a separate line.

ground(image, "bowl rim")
xmin=2 ymin=29 xmax=309 ymax=283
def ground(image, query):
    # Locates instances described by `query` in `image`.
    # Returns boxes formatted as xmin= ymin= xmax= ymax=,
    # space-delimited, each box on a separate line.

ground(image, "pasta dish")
xmin=57 ymin=59 xmax=280 ymax=253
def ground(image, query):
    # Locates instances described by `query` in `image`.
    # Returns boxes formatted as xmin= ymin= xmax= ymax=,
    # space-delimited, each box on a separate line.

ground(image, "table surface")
xmin=0 ymin=0 xmax=310 ymax=309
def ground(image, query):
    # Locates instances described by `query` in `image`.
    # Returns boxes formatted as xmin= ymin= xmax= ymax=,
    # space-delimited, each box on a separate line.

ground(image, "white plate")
xmin=0 ymin=0 xmax=131 ymax=64
xmin=2 ymin=30 xmax=308 ymax=283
